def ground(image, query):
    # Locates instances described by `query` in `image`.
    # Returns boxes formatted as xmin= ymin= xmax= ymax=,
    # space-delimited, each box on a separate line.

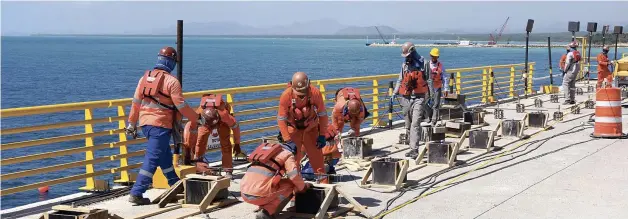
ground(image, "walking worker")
xmin=277 ymin=71 xmax=330 ymax=183
xmin=562 ymin=41 xmax=582 ymax=105
xmin=596 ymin=46 xmax=615 ymax=88
xmin=126 ymin=46 xmax=201 ymax=205
xmin=392 ymin=42 xmax=430 ymax=159
xmin=426 ymin=48 xmax=448 ymax=124
xmin=182 ymin=94 xmax=243 ymax=178
xmin=240 ymin=142 xmax=312 ymax=219
xmin=331 ymin=87 xmax=369 ymax=137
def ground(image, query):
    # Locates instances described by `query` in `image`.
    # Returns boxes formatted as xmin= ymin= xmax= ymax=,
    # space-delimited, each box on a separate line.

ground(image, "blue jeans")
xmin=130 ymin=125 xmax=179 ymax=196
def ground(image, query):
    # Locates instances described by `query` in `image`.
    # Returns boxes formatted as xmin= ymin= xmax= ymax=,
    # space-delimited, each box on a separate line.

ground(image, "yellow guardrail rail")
xmin=0 ymin=62 xmax=534 ymax=196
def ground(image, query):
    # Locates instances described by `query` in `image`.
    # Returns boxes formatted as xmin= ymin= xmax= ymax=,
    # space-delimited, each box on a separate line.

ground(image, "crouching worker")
xmin=302 ymin=125 xmax=342 ymax=180
xmin=183 ymin=94 xmax=242 ymax=177
xmin=241 ymin=142 xmax=312 ymax=219
xmin=332 ymin=87 xmax=369 ymax=137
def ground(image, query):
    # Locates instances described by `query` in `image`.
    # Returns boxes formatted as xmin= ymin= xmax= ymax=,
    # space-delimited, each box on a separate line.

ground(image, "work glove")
xmin=233 ymin=143 xmax=242 ymax=155
xmin=125 ymin=123 xmax=137 ymax=139
xmin=316 ymin=135 xmax=327 ymax=149
xmin=347 ymin=129 xmax=356 ymax=137
xmin=610 ymin=60 xmax=615 ymax=65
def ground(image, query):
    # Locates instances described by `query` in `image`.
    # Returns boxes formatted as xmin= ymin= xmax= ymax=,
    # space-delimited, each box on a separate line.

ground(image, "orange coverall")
xmin=241 ymin=147 xmax=306 ymax=215
xmin=331 ymin=88 xmax=366 ymax=137
xmin=277 ymin=85 xmax=328 ymax=183
xmin=597 ymin=52 xmax=613 ymax=88
xmin=183 ymin=103 xmax=241 ymax=170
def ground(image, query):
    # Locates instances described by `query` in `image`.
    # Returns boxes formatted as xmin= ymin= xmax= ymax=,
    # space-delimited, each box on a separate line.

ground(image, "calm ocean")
xmin=1 ymin=36 xmax=626 ymax=209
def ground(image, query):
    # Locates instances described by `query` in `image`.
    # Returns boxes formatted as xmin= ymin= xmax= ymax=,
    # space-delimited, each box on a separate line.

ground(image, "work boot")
xmin=405 ymin=149 xmax=418 ymax=158
xmin=255 ymin=209 xmax=274 ymax=219
xmin=128 ymin=195 xmax=151 ymax=206
xmin=562 ymin=100 xmax=575 ymax=105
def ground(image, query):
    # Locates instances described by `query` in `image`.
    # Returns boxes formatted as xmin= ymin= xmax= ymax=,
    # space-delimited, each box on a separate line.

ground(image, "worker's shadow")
xmin=351 ymin=197 xmax=381 ymax=207
xmin=332 ymin=174 xmax=362 ymax=183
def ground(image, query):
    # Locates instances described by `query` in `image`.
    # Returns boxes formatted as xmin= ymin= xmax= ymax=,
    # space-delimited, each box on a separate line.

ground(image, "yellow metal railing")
xmin=0 ymin=62 xmax=532 ymax=196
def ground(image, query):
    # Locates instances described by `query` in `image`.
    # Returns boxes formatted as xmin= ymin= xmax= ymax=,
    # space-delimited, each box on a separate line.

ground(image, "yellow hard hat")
xmin=430 ymin=48 xmax=440 ymax=57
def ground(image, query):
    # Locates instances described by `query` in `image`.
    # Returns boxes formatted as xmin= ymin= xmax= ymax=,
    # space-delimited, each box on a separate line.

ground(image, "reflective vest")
xmin=399 ymin=70 xmax=428 ymax=96
xmin=200 ymin=94 xmax=226 ymax=110
xmin=430 ymin=62 xmax=444 ymax=89
xmin=286 ymin=85 xmax=318 ymax=130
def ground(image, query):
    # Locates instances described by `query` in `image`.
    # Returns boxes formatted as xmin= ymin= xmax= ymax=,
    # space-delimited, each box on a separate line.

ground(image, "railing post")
xmin=226 ymin=93 xmax=236 ymax=153
xmin=482 ymin=69 xmax=488 ymax=103
xmin=456 ymin=71 xmax=462 ymax=95
xmin=80 ymin=108 xmax=95 ymax=191
xmin=372 ymin=80 xmax=379 ymax=127
xmin=114 ymin=106 xmax=130 ymax=184
xmin=489 ymin=67 xmax=494 ymax=103
xmin=319 ymin=83 xmax=326 ymax=101
xmin=509 ymin=66 xmax=515 ymax=97
xmin=449 ymin=72 xmax=455 ymax=95
xmin=388 ymin=81 xmax=393 ymax=129
xmin=528 ymin=64 xmax=535 ymax=95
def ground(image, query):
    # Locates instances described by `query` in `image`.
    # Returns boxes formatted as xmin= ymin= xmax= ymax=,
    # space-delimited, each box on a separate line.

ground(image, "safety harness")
xmin=247 ymin=143 xmax=285 ymax=185
xmin=139 ymin=70 xmax=177 ymax=111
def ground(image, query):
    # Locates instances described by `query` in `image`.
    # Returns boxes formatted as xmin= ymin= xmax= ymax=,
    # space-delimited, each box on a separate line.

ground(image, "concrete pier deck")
xmin=13 ymin=81 xmax=628 ymax=219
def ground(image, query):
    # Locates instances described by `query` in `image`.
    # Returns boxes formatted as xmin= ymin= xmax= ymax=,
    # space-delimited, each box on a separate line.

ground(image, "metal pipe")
xmin=587 ymin=31 xmax=593 ymax=82
xmin=177 ymin=20 xmax=183 ymax=85
xmin=614 ymin=33 xmax=620 ymax=60
xmin=548 ymin=37 xmax=553 ymax=88
xmin=524 ymin=31 xmax=530 ymax=97
xmin=388 ymin=81 xmax=393 ymax=129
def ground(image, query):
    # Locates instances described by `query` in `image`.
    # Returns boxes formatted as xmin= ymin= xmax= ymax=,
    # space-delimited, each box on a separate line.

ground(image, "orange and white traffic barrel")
xmin=592 ymin=87 xmax=625 ymax=138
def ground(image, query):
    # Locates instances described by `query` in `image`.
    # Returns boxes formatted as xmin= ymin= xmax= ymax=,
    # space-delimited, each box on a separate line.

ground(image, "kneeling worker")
xmin=277 ymin=72 xmax=329 ymax=183
xmin=241 ymin=142 xmax=312 ymax=219
xmin=331 ymin=87 xmax=369 ymax=137
xmin=183 ymin=94 xmax=242 ymax=177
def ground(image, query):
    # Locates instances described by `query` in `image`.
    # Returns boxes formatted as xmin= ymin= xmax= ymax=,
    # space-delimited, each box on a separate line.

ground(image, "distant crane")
xmin=366 ymin=26 xmax=391 ymax=46
xmin=374 ymin=26 xmax=389 ymax=44
xmin=488 ymin=17 xmax=510 ymax=45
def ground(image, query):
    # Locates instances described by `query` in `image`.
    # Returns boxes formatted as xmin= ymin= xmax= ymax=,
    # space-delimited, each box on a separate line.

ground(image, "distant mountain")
xmin=153 ymin=19 xmax=351 ymax=35
xmin=262 ymin=19 xmax=346 ymax=35
xmin=335 ymin=25 xmax=399 ymax=35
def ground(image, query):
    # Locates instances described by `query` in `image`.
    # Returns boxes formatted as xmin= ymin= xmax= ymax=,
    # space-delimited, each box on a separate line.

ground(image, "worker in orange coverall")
xmin=277 ymin=71 xmax=330 ymax=184
xmin=596 ymin=46 xmax=615 ymax=88
xmin=183 ymin=94 xmax=242 ymax=178
xmin=331 ymin=87 xmax=369 ymax=137
xmin=126 ymin=46 xmax=200 ymax=205
xmin=241 ymin=142 xmax=312 ymax=219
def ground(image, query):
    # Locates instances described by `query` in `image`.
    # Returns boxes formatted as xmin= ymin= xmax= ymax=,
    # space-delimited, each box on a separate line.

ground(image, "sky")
xmin=2 ymin=1 xmax=627 ymax=35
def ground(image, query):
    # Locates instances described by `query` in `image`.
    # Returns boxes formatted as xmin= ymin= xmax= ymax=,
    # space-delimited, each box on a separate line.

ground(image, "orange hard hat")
xmin=347 ymin=99 xmax=362 ymax=116
xmin=201 ymin=108 xmax=220 ymax=127
xmin=158 ymin=46 xmax=178 ymax=61
xmin=291 ymin=72 xmax=310 ymax=96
